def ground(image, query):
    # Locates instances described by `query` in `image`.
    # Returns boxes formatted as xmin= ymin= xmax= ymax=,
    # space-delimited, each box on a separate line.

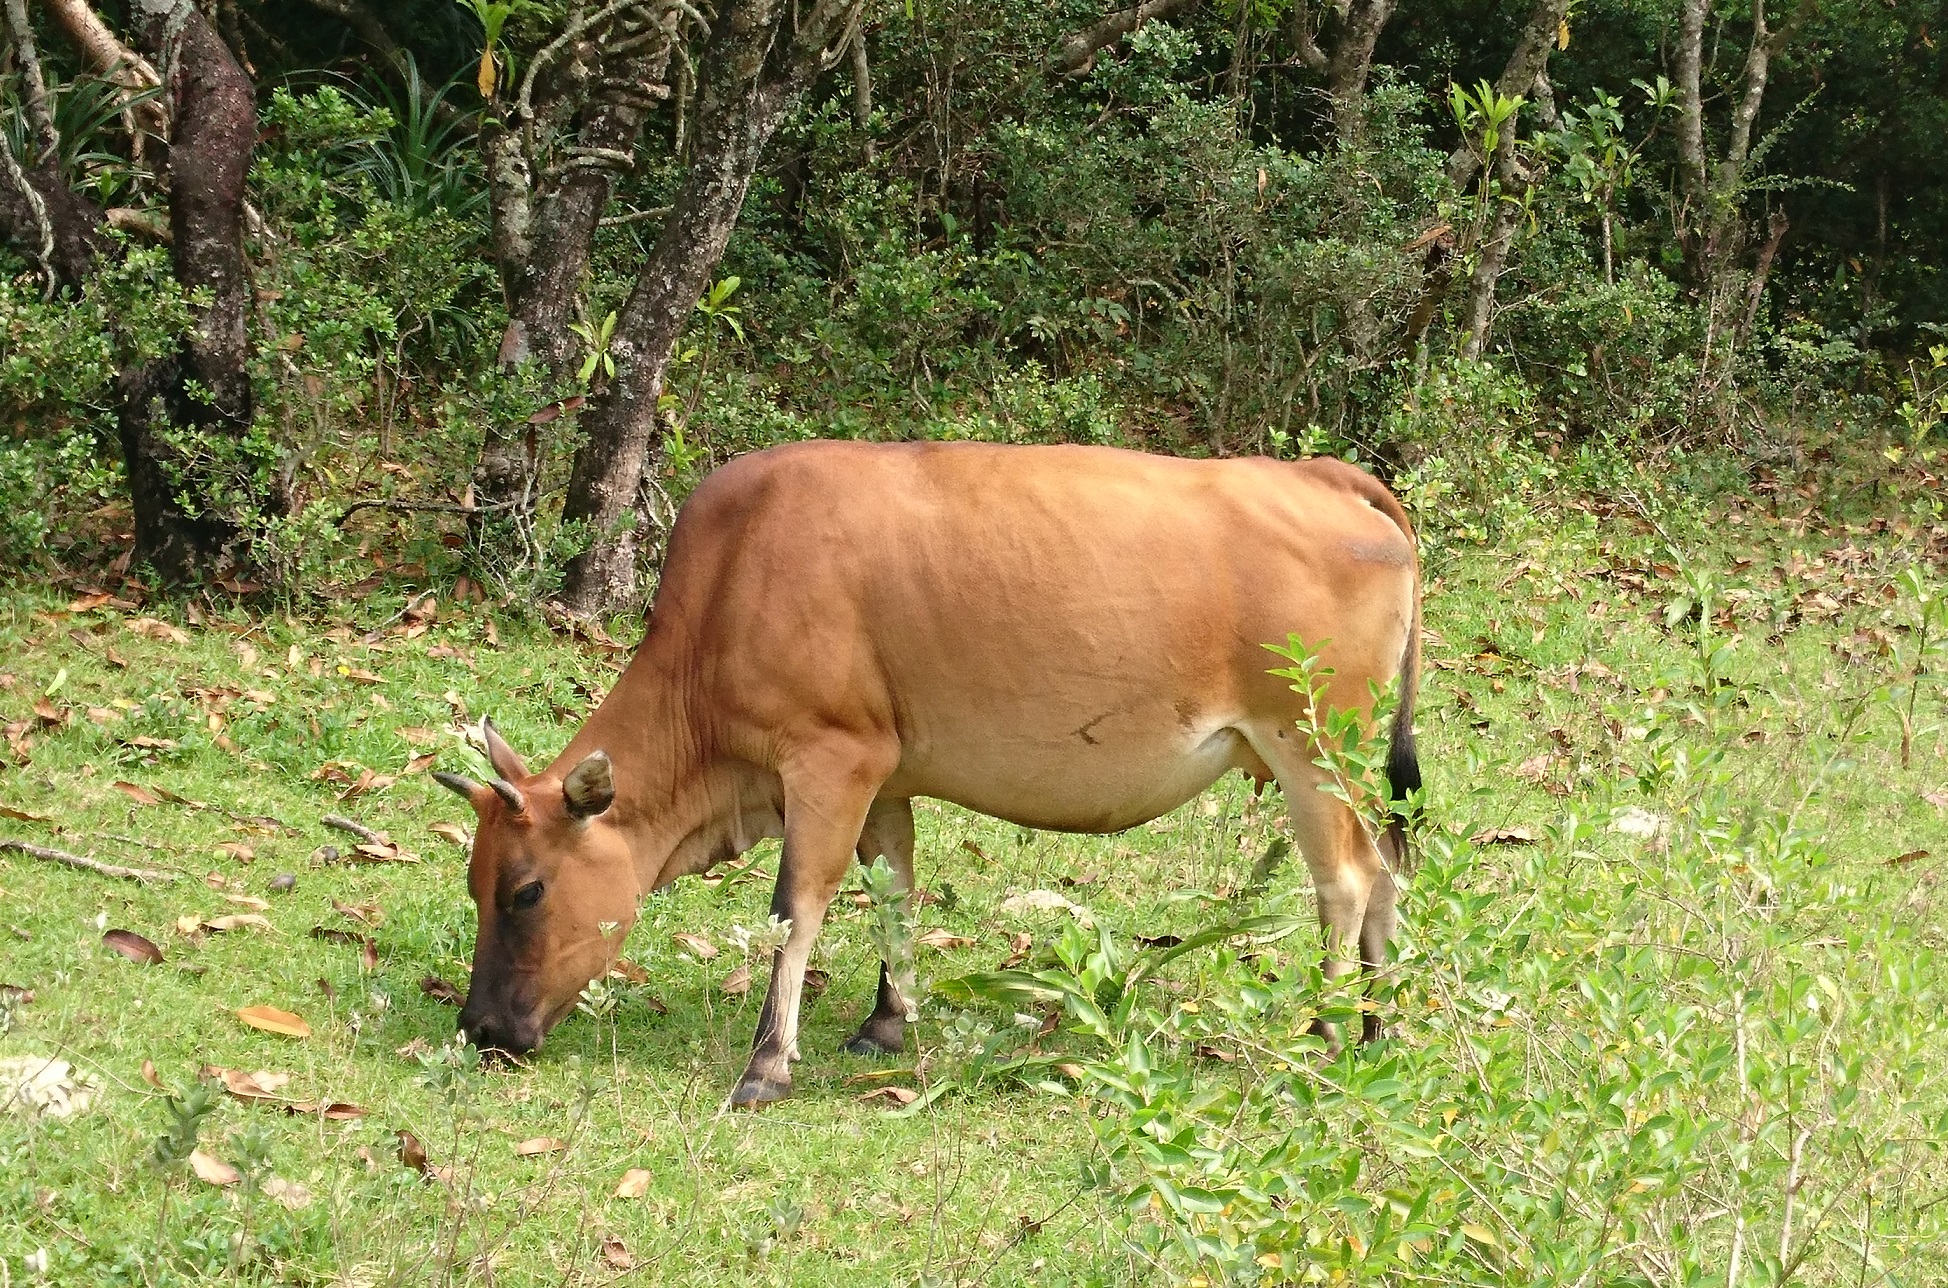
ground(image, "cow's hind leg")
xmin=1243 ymin=725 xmax=1394 ymax=1047
xmin=733 ymin=741 xmax=893 ymax=1108
xmin=844 ymin=796 xmax=917 ymax=1056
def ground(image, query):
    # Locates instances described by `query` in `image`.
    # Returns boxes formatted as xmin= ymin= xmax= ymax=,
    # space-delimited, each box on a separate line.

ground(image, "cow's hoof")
xmin=730 ymin=1073 xmax=792 ymax=1108
xmin=843 ymin=1029 xmax=903 ymax=1057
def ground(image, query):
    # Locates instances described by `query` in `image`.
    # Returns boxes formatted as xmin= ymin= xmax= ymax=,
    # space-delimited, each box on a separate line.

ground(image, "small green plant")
xmin=571 ymin=311 xmax=618 ymax=383
xmin=861 ymin=856 xmax=916 ymax=1023
xmin=148 ymin=1079 xmax=221 ymax=1175
xmin=1889 ymin=565 xmax=1948 ymax=769
xmin=1263 ymin=633 xmax=1404 ymax=846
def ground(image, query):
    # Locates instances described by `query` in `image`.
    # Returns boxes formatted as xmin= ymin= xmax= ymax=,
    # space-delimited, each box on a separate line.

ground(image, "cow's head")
xmin=434 ymin=719 xmax=637 ymax=1055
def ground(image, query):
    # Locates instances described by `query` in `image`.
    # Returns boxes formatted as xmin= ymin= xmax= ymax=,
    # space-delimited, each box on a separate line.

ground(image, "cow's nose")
xmin=460 ymin=1010 xmax=536 ymax=1056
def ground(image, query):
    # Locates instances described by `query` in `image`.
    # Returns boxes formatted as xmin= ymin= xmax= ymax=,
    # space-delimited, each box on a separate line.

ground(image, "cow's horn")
xmin=432 ymin=771 xmax=481 ymax=800
xmin=487 ymin=778 xmax=527 ymax=813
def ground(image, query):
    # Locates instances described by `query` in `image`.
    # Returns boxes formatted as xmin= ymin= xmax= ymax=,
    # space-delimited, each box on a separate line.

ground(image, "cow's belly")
xmin=884 ymin=706 xmax=1267 ymax=834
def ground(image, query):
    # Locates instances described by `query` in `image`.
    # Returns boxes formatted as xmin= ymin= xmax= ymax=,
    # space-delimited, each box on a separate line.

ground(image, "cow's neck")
xmin=548 ymin=640 xmax=779 ymax=894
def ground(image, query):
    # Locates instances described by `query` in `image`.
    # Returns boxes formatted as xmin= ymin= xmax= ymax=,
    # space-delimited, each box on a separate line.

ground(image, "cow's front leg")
xmin=732 ymin=744 xmax=890 ymax=1108
xmin=845 ymin=796 xmax=916 ymax=1056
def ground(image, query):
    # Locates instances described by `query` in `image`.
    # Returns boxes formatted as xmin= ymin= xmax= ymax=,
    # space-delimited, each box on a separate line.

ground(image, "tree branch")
xmin=298 ymin=0 xmax=408 ymax=78
xmin=43 ymin=0 xmax=169 ymax=138
xmin=0 ymin=838 xmax=178 ymax=884
xmin=4 ymin=0 xmax=61 ymax=163
xmin=1445 ymin=0 xmax=1568 ymax=189
xmin=1288 ymin=0 xmax=1328 ymax=73
xmin=1675 ymin=0 xmax=1709 ymax=201
xmin=1723 ymin=0 xmax=1816 ymax=173
xmin=1048 ymin=0 xmax=1201 ymax=76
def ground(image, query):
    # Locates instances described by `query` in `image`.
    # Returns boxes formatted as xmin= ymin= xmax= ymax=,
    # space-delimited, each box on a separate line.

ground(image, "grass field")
xmin=2 ymin=453 xmax=1946 ymax=1286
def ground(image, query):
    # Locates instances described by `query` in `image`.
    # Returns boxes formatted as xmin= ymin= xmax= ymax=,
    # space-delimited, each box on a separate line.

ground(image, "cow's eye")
xmin=512 ymin=880 xmax=544 ymax=910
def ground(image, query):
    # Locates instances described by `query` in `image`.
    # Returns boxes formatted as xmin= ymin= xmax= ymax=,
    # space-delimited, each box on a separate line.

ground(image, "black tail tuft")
xmin=1384 ymin=604 xmax=1422 ymax=871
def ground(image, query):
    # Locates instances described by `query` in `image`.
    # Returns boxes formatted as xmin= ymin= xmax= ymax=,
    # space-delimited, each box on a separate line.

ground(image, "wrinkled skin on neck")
xmin=438 ymin=731 xmax=636 ymax=1054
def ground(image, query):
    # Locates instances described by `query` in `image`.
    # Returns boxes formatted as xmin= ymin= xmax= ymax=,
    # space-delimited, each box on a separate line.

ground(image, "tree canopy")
xmin=0 ymin=0 xmax=1941 ymax=611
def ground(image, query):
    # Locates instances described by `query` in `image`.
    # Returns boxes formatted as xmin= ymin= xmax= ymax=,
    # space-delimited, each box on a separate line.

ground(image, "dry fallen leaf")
xmin=421 ymin=976 xmax=466 ymax=1007
xmin=600 ymin=1236 xmax=633 ymax=1270
xmin=102 ymin=928 xmax=163 ymax=964
xmin=1468 ymin=826 xmax=1539 ymax=846
xmin=204 ymin=1065 xmax=293 ymax=1101
xmin=998 ymin=890 xmax=1093 ymax=924
xmin=720 ymin=964 xmax=751 ymax=996
xmin=189 ymin=1149 xmax=241 ymax=1187
xmin=672 ymin=931 xmax=719 ymax=960
xmin=608 ymin=958 xmax=650 ymax=984
xmin=0 ymin=803 xmax=50 ymax=822
xmin=331 ymin=898 xmax=381 ymax=925
xmin=397 ymin=1129 xmax=429 ymax=1175
xmin=111 ymin=781 xmax=161 ymax=807
xmin=1924 ymin=790 xmax=1948 ymax=811
xmin=214 ymin=842 xmax=255 ymax=864
xmin=1000 ymin=931 xmax=1033 ymax=968
xmin=140 ymin=1059 xmax=163 ymax=1089
xmin=224 ymin=894 xmax=270 ymax=912
xmin=430 ymin=821 xmax=471 ymax=848
xmin=128 ymin=617 xmax=191 ymax=645
xmin=614 ymin=1167 xmax=652 ymax=1198
xmin=916 ymin=928 xmax=975 ymax=951
xmin=202 ymin=914 xmax=272 ymax=933
xmin=263 ymin=1177 xmax=313 ymax=1209
xmin=236 ymin=1005 xmax=311 ymax=1038
xmin=1887 ymin=849 xmax=1931 ymax=868
xmin=514 ymin=1136 xmax=566 ymax=1156
xmin=858 ymin=1085 xmax=920 ymax=1107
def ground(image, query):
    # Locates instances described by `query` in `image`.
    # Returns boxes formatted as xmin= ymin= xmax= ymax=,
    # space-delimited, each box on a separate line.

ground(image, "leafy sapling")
xmin=861 ymin=856 xmax=918 ymax=1022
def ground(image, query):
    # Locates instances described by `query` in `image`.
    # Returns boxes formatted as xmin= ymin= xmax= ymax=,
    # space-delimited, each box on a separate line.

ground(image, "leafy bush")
xmin=928 ymin=582 xmax=1948 ymax=1283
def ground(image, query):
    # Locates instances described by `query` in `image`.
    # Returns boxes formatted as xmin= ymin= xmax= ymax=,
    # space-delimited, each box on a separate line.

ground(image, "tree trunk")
xmin=1407 ymin=0 xmax=1566 ymax=362
xmin=474 ymin=7 xmax=679 ymax=534
xmin=1672 ymin=0 xmax=1816 ymax=407
xmin=557 ymin=0 xmax=861 ymax=617
xmin=117 ymin=0 xmax=260 ymax=579
xmin=1048 ymin=0 xmax=1200 ymax=76
xmin=1322 ymin=0 xmax=1395 ymax=146
xmin=1459 ymin=178 xmax=1528 ymax=359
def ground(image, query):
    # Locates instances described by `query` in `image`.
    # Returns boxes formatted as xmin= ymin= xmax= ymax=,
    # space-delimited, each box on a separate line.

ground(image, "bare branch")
xmin=1049 ymin=0 xmax=1201 ymax=76
xmin=1287 ymin=0 xmax=1328 ymax=72
xmin=1322 ymin=0 xmax=1394 ymax=143
xmin=516 ymin=0 xmax=667 ymax=127
xmin=4 ymin=0 xmax=60 ymax=162
xmin=0 ymin=838 xmax=178 ymax=884
xmin=851 ymin=28 xmax=874 ymax=163
xmin=1725 ymin=0 xmax=1817 ymax=171
xmin=43 ymin=0 xmax=169 ymax=137
xmin=0 ymin=143 xmax=58 ymax=297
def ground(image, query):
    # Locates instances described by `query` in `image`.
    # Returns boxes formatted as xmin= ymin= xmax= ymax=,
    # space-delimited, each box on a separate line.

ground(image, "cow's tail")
xmin=1385 ymin=590 xmax=1422 ymax=872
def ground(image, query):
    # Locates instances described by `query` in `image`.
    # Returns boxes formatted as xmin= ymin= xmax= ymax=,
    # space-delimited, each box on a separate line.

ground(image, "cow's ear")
xmin=562 ymin=751 xmax=614 ymax=820
xmin=481 ymin=716 xmax=530 ymax=781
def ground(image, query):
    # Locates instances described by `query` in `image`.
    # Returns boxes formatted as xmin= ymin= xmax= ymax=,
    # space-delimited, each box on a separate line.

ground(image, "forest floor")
xmin=2 ymin=449 xmax=1946 ymax=1286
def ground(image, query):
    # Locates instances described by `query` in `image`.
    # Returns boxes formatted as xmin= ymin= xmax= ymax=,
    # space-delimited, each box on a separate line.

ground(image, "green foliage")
xmin=149 ymin=1078 xmax=221 ymax=1175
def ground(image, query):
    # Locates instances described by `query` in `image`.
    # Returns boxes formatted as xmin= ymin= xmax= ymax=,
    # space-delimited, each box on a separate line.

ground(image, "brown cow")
xmin=434 ymin=440 xmax=1420 ymax=1106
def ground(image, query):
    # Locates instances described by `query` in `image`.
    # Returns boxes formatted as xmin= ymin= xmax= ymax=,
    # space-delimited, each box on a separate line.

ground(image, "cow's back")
xmin=647 ymin=441 xmax=1417 ymax=831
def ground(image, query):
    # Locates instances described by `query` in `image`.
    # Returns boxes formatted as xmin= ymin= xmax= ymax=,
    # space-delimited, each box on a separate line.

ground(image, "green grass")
xmin=2 ymin=463 xmax=1946 ymax=1285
